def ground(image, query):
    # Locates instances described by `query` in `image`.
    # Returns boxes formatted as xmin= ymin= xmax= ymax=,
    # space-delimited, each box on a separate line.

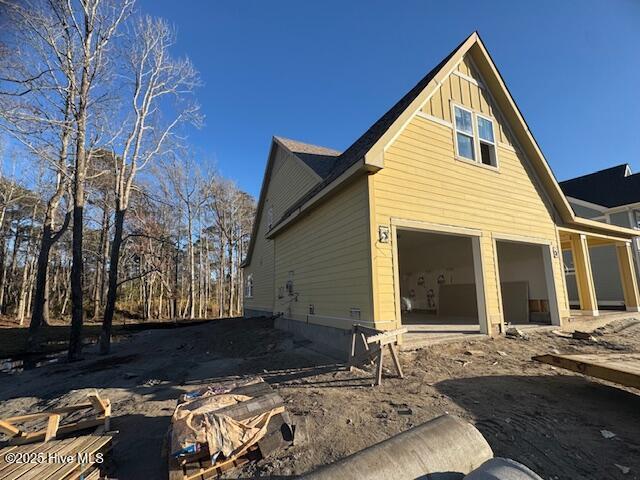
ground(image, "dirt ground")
xmin=1 ymin=317 xmax=639 ymax=480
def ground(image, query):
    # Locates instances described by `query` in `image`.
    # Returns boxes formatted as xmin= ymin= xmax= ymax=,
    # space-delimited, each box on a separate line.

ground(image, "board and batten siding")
xmin=369 ymin=54 xmax=569 ymax=330
xmin=244 ymin=144 xmax=320 ymax=314
xmin=273 ymin=177 xmax=373 ymax=330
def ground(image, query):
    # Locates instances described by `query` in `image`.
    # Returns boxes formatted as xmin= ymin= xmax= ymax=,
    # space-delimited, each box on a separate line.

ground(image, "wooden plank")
xmin=0 ymin=442 xmax=50 ymax=476
xmin=365 ymin=328 xmax=407 ymax=345
xmin=375 ymin=348 xmax=384 ymax=387
xmin=1 ymin=437 xmax=83 ymax=480
xmin=3 ymin=404 xmax=94 ymax=423
xmin=63 ymin=437 xmax=112 ymax=480
xmin=0 ymin=420 xmax=22 ymax=437
xmin=534 ymin=354 xmax=640 ymax=389
xmin=7 ymin=417 xmax=107 ymax=446
xmin=87 ymin=394 xmax=108 ymax=415
xmin=44 ymin=414 xmax=60 ymax=442
xmin=389 ymin=343 xmax=403 ymax=378
xmin=37 ymin=436 xmax=109 ymax=480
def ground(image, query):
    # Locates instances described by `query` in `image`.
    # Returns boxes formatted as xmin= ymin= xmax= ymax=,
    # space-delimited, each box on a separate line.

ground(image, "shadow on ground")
xmin=436 ymin=374 xmax=640 ymax=480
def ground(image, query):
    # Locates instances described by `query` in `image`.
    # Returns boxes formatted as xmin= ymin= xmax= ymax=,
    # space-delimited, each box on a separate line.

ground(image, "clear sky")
xmin=140 ymin=0 xmax=640 ymax=198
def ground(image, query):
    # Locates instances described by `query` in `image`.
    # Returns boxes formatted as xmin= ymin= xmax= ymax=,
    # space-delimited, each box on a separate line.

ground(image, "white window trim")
xmin=451 ymin=102 xmax=499 ymax=171
xmin=452 ymin=104 xmax=476 ymax=161
xmin=476 ymin=112 xmax=499 ymax=168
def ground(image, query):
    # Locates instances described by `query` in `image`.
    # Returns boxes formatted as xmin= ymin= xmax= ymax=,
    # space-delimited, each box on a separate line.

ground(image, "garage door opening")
xmin=396 ymin=229 xmax=483 ymax=337
xmin=495 ymin=240 xmax=559 ymax=326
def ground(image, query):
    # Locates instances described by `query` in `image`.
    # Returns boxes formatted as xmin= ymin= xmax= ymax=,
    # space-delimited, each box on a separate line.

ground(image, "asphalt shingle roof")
xmin=275 ymin=137 xmax=342 ymax=179
xmin=559 ymin=164 xmax=640 ymax=208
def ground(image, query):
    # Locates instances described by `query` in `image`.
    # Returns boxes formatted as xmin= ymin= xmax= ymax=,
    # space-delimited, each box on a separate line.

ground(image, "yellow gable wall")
xmin=244 ymin=145 xmax=320 ymax=314
xmin=273 ymin=177 xmax=374 ymax=330
xmin=369 ymin=54 xmax=569 ymax=331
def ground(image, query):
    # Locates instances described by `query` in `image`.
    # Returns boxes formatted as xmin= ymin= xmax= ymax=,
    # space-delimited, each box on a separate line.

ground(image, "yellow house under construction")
xmin=242 ymin=32 xmax=640 ymax=356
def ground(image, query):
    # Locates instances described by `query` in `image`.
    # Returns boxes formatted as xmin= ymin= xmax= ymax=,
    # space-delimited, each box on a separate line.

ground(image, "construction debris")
xmin=168 ymin=377 xmax=294 ymax=480
xmin=534 ymin=353 xmax=640 ymax=389
xmin=572 ymin=330 xmax=598 ymax=342
xmin=615 ymin=464 xmax=631 ymax=475
xmin=0 ymin=434 xmax=113 ymax=479
xmin=505 ymin=327 xmax=528 ymax=340
xmin=0 ymin=392 xmax=111 ymax=446
xmin=601 ymin=430 xmax=617 ymax=439
xmin=0 ymin=393 xmax=115 ymax=480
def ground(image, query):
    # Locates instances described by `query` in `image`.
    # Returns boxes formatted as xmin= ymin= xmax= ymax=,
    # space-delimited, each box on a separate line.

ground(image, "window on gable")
xmin=477 ymin=116 xmax=496 ymax=166
xmin=454 ymin=106 xmax=474 ymax=160
xmin=453 ymin=105 xmax=498 ymax=168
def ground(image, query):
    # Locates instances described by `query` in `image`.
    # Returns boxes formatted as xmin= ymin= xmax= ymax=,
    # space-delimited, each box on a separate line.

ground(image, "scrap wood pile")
xmin=168 ymin=376 xmax=297 ymax=480
xmin=0 ymin=392 xmax=114 ymax=480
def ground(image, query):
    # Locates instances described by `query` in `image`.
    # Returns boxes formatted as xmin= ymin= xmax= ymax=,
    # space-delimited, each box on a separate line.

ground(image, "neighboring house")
xmin=560 ymin=164 xmax=640 ymax=309
xmin=241 ymin=32 xmax=640 ymax=357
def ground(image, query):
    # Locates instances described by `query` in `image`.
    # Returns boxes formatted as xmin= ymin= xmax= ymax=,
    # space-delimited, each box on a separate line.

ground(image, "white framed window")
xmin=476 ymin=114 xmax=497 ymax=166
xmin=453 ymin=105 xmax=475 ymax=161
xmin=245 ymin=274 xmax=254 ymax=298
xmin=452 ymin=104 xmax=498 ymax=168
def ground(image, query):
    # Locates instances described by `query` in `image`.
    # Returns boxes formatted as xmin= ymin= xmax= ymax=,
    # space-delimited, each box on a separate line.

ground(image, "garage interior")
xmin=397 ymin=230 xmax=481 ymax=336
xmin=495 ymin=240 xmax=553 ymax=325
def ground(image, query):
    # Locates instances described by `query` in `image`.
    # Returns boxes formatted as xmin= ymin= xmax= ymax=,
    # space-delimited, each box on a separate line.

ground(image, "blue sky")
xmin=140 ymin=0 xmax=640 ymax=198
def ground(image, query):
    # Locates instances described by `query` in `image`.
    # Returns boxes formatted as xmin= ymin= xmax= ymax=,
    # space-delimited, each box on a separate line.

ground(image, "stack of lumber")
xmin=168 ymin=377 xmax=293 ymax=480
xmin=0 ymin=434 xmax=112 ymax=480
xmin=0 ymin=393 xmax=114 ymax=480
xmin=0 ymin=393 xmax=111 ymax=446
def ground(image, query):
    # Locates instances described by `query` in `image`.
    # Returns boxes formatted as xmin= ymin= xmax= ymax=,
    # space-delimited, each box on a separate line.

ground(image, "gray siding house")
xmin=560 ymin=164 xmax=640 ymax=308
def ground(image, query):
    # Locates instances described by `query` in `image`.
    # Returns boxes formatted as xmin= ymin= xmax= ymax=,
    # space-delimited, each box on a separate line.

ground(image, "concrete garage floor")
xmin=401 ymin=311 xmax=482 ymax=350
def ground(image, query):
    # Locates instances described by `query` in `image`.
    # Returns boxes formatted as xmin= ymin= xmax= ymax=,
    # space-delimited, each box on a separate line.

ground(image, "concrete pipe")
xmin=464 ymin=458 xmax=544 ymax=480
xmin=301 ymin=414 xmax=493 ymax=480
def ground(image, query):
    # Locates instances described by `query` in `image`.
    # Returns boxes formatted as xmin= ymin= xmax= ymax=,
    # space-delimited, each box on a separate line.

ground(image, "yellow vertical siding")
xmin=273 ymin=178 xmax=373 ymax=330
xmin=373 ymin=54 xmax=568 ymax=330
xmin=244 ymin=145 xmax=320 ymax=313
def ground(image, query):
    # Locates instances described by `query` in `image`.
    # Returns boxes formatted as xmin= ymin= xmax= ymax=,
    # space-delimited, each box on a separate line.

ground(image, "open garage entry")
xmin=495 ymin=240 xmax=559 ymax=326
xmin=396 ymin=229 xmax=484 ymax=337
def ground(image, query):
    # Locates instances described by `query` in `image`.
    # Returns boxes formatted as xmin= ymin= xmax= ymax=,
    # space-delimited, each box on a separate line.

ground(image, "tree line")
xmin=0 ymin=0 xmax=255 ymax=358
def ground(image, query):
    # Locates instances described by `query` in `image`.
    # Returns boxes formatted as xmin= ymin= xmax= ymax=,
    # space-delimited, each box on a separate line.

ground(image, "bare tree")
xmin=65 ymin=0 xmax=132 ymax=360
xmin=99 ymin=16 xmax=200 ymax=354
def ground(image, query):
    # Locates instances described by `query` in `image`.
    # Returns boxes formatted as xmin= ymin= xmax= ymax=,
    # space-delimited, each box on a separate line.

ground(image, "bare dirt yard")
xmin=1 ymin=316 xmax=639 ymax=480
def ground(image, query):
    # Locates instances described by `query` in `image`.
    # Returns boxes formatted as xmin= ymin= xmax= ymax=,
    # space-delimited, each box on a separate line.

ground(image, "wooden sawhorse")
xmin=347 ymin=325 xmax=407 ymax=386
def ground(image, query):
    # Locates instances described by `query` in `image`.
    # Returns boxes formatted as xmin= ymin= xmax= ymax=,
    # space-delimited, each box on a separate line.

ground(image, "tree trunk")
xmin=92 ymin=202 xmax=109 ymax=319
xmin=100 ymin=207 xmax=125 ymax=354
xmin=187 ymin=212 xmax=195 ymax=319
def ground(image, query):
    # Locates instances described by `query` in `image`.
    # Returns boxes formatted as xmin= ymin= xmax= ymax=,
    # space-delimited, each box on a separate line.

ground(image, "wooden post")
xmin=616 ymin=242 xmax=640 ymax=312
xmin=569 ymin=233 xmax=598 ymax=316
xmin=389 ymin=343 xmax=403 ymax=379
xmin=375 ymin=348 xmax=384 ymax=387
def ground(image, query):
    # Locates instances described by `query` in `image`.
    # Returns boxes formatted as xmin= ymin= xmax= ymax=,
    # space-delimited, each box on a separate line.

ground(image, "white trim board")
xmin=565 ymin=196 xmax=608 ymax=213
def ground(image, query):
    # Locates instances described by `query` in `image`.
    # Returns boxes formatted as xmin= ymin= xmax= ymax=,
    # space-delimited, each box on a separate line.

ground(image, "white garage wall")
xmin=398 ymin=234 xmax=475 ymax=310
xmin=496 ymin=241 xmax=547 ymax=299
